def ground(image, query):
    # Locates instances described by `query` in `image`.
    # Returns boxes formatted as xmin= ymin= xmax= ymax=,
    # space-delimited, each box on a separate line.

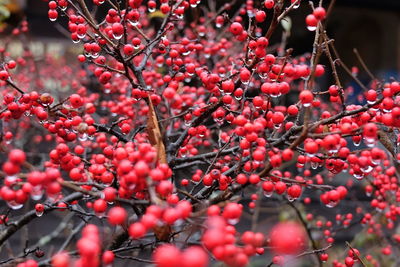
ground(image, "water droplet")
xmin=113 ymin=33 xmax=123 ymax=40
xmin=7 ymin=201 xmax=23 ymax=210
xmin=264 ymin=191 xmax=273 ymax=198
xmin=77 ymin=33 xmax=86 ymax=39
xmin=214 ymin=117 xmax=224 ymax=125
xmin=148 ymin=7 xmax=156 ymax=12
xmin=287 ymin=195 xmax=297 ymax=202
xmin=5 ymin=176 xmax=17 ymax=185
xmin=72 ymin=39 xmax=80 ymax=44
xmin=78 ymin=133 xmax=88 ymax=142
xmin=307 ymin=26 xmax=316 ymax=31
xmin=361 ymin=165 xmax=373 ymax=173
xmin=216 ymin=23 xmax=222 ymax=28
xmin=326 ymin=201 xmax=338 ymax=208
xmin=311 ymin=161 xmax=318 ymax=169
xmin=128 ymin=20 xmax=139 ymax=26
xmin=227 ymin=218 xmax=239 ymax=225
xmin=36 ymin=210 xmax=44 ymax=217
xmin=353 ymin=140 xmax=361 ymax=146
xmin=353 ymin=173 xmax=364 ymax=180
xmin=60 ymin=6 xmax=67 ymax=11
xmin=293 ymin=1 xmax=300 ymax=9
xmin=49 ymin=17 xmax=57 ymax=22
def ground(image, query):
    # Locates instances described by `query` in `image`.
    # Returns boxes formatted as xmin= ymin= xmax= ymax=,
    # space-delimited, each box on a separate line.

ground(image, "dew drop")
xmin=36 ymin=210 xmax=44 ymax=217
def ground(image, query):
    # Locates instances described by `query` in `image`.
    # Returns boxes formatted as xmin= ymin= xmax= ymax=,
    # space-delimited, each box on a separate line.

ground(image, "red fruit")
xmin=255 ymin=10 xmax=266 ymax=23
xmin=313 ymin=7 xmax=326 ymax=20
xmin=69 ymin=94 xmax=83 ymax=108
xmin=9 ymin=149 xmax=26 ymax=165
xmin=264 ymin=0 xmax=274 ymax=9
xmin=107 ymin=207 xmax=127 ymax=225
xmin=35 ymin=203 xmax=44 ymax=212
xmin=0 ymin=70 xmax=9 ymax=80
xmin=222 ymin=203 xmax=243 ymax=222
xmin=270 ymin=222 xmax=307 ymax=254
xmin=345 ymin=256 xmax=354 ymax=267
xmin=153 ymin=244 xmax=181 ymax=267
xmin=182 ymin=246 xmax=209 ymax=267
xmin=102 ymin=251 xmax=115 ymax=264
xmin=229 ymin=22 xmax=243 ymax=35
xmin=305 ymin=14 xmax=318 ymax=29
xmin=93 ymin=199 xmax=107 ymax=213
xmin=299 ymin=90 xmax=313 ymax=106
xmin=129 ymin=222 xmax=146 ymax=239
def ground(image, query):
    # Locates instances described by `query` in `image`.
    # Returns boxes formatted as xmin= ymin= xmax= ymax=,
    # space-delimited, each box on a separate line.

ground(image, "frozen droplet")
xmin=364 ymin=137 xmax=376 ymax=148
xmin=353 ymin=140 xmax=361 ymax=146
xmin=72 ymin=39 xmax=80 ymax=44
xmin=307 ymin=26 xmax=316 ymax=31
xmin=264 ymin=191 xmax=273 ymax=198
xmin=128 ymin=20 xmax=139 ymax=26
xmin=353 ymin=173 xmax=364 ymax=180
xmin=367 ymin=100 xmax=376 ymax=105
xmin=60 ymin=6 xmax=67 ymax=11
xmin=293 ymin=1 xmax=300 ymax=9
xmin=7 ymin=201 xmax=23 ymax=210
xmin=31 ymin=185 xmax=43 ymax=201
xmin=148 ymin=7 xmax=156 ymax=12
xmin=311 ymin=161 xmax=318 ymax=169
xmin=198 ymin=133 xmax=205 ymax=138
xmin=361 ymin=165 xmax=373 ymax=173
xmin=36 ymin=210 xmax=44 ymax=217
xmin=199 ymin=32 xmax=205 ymax=37
xmin=287 ymin=195 xmax=296 ymax=202
xmin=113 ymin=33 xmax=123 ymax=40
xmin=214 ymin=117 xmax=224 ymax=125
xmin=77 ymin=33 xmax=86 ymax=39
xmin=227 ymin=218 xmax=239 ymax=225
xmin=92 ymin=53 xmax=100 ymax=59
xmin=303 ymin=102 xmax=311 ymax=107
xmin=216 ymin=23 xmax=222 ymax=28
xmin=78 ymin=133 xmax=88 ymax=141
xmin=49 ymin=17 xmax=57 ymax=22
xmin=326 ymin=201 xmax=338 ymax=208
xmin=274 ymin=123 xmax=281 ymax=129
xmin=5 ymin=176 xmax=17 ymax=185
xmin=182 ymin=51 xmax=190 ymax=56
